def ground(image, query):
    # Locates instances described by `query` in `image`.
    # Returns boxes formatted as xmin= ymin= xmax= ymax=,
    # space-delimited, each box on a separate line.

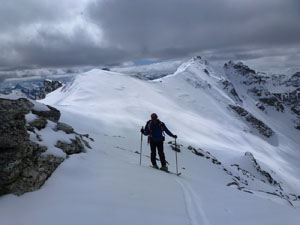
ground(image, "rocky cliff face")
xmin=0 ymin=97 xmax=92 ymax=196
xmin=224 ymin=61 xmax=300 ymax=131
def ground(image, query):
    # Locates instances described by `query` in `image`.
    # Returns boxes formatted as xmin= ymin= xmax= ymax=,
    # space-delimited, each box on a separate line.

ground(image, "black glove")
xmin=173 ymin=135 xmax=177 ymax=139
xmin=140 ymin=128 xmax=145 ymax=134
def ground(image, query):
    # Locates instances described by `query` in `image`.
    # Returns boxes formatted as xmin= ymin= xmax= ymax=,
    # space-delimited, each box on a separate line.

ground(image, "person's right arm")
xmin=141 ymin=122 xmax=150 ymax=135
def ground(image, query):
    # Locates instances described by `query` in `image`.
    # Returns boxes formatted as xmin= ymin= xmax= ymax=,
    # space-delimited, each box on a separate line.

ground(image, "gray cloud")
xmin=0 ymin=1 xmax=63 ymax=32
xmin=88 ymin=0 xmax=300 ymax=59
xmin=0 ymin=0 xmax=299 ymax=76
xmin=0 ymin=76 xmax=7 ymax=83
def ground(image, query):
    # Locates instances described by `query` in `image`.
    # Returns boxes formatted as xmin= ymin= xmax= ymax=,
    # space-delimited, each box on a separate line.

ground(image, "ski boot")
xmin=160 ymin=166 xmax=168 ymax=172
xmin=152 ymin=165 xmax=159 ymax=169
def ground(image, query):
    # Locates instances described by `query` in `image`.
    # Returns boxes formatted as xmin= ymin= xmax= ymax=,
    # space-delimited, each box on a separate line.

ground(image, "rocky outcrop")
xmin=222 ymin=80 xmax=243 ymax=103
xmin=230 ymin=152 xmax=281 ymax=189
xmin=258 ymin=97 xmax=285 ymax=112
xmin=187 ymin=145 xmax=221 ymax=165
xmin=56 ymin=137 xmax=85 ymax=155
xmin=281 ymin=72 xmax=300 ymax=88
xmin=31 ymin=105 xmax=60 ymax=122
xmin=28 ymin=117 xmax=48 ymax=130
xmin=243 ymin=152 xmax=279 ymax=186
xmin=0 ymin=97 xmax=92 ymax=196
xmin=44 ymin=79 xmax=63 ymax=93
xmin=229 ymin=105 xmax=274 ymax=137
xmin=224 ymin=61 xmax=256 ymax=76
xmin=55 ymin=122 xmax=74 ymax=134
xmin=186 ymin=145 xmax=299 ymax=206
xmin=37 ymin=80 xmax=63 ymax=99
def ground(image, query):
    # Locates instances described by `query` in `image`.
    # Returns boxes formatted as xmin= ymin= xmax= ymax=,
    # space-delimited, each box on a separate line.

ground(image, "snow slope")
xmin=1 ymin=57 xmax=300 ymax=225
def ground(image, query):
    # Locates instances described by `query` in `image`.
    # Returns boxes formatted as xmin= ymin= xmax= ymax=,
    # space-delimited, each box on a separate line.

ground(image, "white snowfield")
xmin=1 ymin=58 xmax=300 ymax=225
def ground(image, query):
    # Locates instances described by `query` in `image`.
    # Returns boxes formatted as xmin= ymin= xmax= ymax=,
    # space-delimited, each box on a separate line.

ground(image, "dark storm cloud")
xmin=0 ymin=0 xmax=299 ymax=74
xmin=2 ymin=27 xmax=128 ymax=68
xmin=0 ymin=1 xmax=66 ymax=31
xmin=88 ymin=0 xmax=300 ymax=60
xmin=0 ymin=76 xmax=7 ymax=83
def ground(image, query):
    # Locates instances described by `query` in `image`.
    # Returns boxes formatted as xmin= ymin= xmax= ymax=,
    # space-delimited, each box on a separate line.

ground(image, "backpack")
xmin=146 ymin=119 xmax=165 ymax=143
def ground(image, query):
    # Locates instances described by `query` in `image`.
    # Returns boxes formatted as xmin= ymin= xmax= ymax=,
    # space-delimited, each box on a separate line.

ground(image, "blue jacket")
xmin=144 ymin=120 xmax=174 ymax=142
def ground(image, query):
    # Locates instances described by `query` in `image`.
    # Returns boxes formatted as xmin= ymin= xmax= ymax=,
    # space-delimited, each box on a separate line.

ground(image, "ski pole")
xmin=175 ymin=137 xmax=179 ymax=175
xmin=140 ymin=126 xmax=144 ymax=166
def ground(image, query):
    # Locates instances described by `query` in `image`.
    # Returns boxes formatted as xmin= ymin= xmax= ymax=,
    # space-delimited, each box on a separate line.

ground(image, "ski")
xmin=149 ymin=166 xmax=181 ymax=176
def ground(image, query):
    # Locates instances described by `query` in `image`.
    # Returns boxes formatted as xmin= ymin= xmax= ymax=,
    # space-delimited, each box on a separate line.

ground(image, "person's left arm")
xmin=163 ymin=123 xmax=176 ymax=138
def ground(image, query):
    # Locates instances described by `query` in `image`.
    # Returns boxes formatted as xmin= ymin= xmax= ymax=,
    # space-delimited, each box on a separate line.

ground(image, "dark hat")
xmin=151 ymin=113 xmax=158 ymax=119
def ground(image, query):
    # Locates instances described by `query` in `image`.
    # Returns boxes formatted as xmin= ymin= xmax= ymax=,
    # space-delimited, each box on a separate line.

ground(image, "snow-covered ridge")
xmin=1 ymin=57 xmax=300 ymax=225
xmin=44 ymin=57 xmax=300 ymax=187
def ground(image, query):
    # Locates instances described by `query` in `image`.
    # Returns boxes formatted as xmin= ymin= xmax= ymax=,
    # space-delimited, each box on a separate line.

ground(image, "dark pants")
xmin=150 ymin=141 xmax=166 ymax=167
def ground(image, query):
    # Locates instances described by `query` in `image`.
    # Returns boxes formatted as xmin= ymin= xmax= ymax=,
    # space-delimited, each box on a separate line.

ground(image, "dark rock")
xmin=37 ymin=80 xmax=63 ymax=99
xmin=212 ymin=158 xmax=221 ymax=165
xmin=281 ymin=72 xmax=300 ymax=88
xmin=222 ymin=80 xmax=243 ymax=103
xmin=55 ymin=136 xmax=85 ymax=155
xmin=0 ymin=98 xmax=92 ymax=196
xmin=55 ymin=122 xmax=74 ymax=134
xmin=1 ymin=153 xmax=64 ymax=196
xmin=43 ymin=79 xmax=63 ymax=93
xmin=32 ymin=105 xmax=60 ymax=122
xmin=224 ymin=61 xmax=256 ymax=75
xmin=227 ymin=181 xmax=242 ymax=190
xmin=248 ymin=87 xmax=263 ymax=97
xmin=256 ymin=102 xmax=265 ymax=111
xmin=291 ymin=105 xmax=300 ymax=116
xmin=0 ymin=98 xmax=64 ymax=196
xmin=81 ymin=138 xmax=92 ymax=149
xmin=187 ymin=146 xmax=205 ymax=156
xmin=229 ymin=105 xmax=274 ymax=137
xmin=244 ymin=152 xmax=280 ymax=187
xmin=170 ymin=144 xmax=180 ymax=152
xmin=259 ymin=97 xmax=284 ymax=112
xmin=29 ymin=118 xmax=47 ymax=130
xmin=194 ymin=150 xmax=204 ymax=157
xmin=0 ymin=98 xmax=33 ymax=150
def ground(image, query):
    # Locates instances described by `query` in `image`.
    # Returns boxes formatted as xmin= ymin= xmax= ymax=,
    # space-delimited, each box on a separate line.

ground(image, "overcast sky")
xmin=0 ymin=0 xmax=299 ymax=74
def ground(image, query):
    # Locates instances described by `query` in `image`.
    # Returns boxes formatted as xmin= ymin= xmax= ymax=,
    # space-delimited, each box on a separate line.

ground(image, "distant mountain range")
xmin=0 ymin=76 xmax=72 ymax=99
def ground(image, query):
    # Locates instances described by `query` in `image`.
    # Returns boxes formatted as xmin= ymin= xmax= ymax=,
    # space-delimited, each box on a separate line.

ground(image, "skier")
xmin=141 ymin=113 xmax=177 ymax=171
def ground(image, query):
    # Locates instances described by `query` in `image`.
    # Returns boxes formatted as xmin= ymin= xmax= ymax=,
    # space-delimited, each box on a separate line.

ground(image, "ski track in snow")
xmin=176 ymin=179 xmax=210 ymax=225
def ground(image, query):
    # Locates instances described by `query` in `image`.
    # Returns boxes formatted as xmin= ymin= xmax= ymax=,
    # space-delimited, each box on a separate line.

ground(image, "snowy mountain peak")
xmin=224 ymin=61 xmax=256 ymax=76
xmin=175 ymin=56 xmax=210 ymax=75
